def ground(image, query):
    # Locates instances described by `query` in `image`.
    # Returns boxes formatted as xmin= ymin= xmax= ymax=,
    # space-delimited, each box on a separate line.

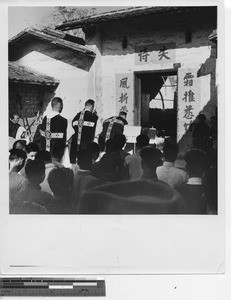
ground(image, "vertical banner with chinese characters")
xmin=115 ymin=73 xmax=133 ymax=124
xmin=135 ymin=43 xmax=176 ymax=66
xmin=177 ymin=69 xmax=201 ymax=141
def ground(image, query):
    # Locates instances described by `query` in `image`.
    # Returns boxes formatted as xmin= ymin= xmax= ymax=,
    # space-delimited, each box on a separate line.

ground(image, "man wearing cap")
xmin=69 ymin=99 xmax=98 ymax=164
xmin=98 ymin=111 xmax=128 ymax=150
xmin=39 ymin=97 xmax=67 ymax=161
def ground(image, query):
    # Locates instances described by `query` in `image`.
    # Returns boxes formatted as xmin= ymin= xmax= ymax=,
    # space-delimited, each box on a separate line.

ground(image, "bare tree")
xmin=41 ymin=6 xmax=97 ymax=38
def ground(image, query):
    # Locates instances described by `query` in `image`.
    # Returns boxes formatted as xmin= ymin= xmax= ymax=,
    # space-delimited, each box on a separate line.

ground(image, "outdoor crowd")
xmin=9 ymin=98 xmax=217 ymax=215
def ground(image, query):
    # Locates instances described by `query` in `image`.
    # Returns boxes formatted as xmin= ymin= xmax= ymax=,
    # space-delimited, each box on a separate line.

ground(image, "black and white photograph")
xmin=0 ymin=0 xmax=229 ymax=290
xmin=8 ymin=5 xmax=218 ymax=215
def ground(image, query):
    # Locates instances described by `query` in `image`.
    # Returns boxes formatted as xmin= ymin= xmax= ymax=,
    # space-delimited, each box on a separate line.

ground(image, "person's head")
xmin=12 ymin=139 xmax=26 ymax=151
xmin=50 ymin=140 xmax=65 ymax=162
xmin=35 ymin=150 xmax=52 ymax=164
xmin=12 ymin=114 xmax=20 ymax=124
xmin=198 ymin=113 xmax=206 ymax=123
xmin=113 ymin=134 xmax=126 ymax=150
xmin=25 ymin=142 xmax=40 ymax=160
xmin=136 ymin=134 xmax=150 ymax=150
xmin=86 ymin=142 xmax=101 ymax=162
xmin=184 ymin=148 xmax=208 ymax=178
xmin=25 ymin=159 xmax=45 ymax=185
xmin=163 ymin=143 xmax=179 ymax=163
xmin=140 ymin=146 xmax=162 ymax=172
xmin=79 ymin=180 xmax=186 ymax=214
xmin=51 ymin=97 xmax=63 ymax=113
xmin=105 ymin=139 xmax=121 ymax=153
xmin=85 ymin=99 xmax=95 ymax=112
xmin=77 ymin=149 xmax=93 ymax=170
xmin=48 ymin=168 xmax=74 ymax=199
xmin=100 ymin=152 xmax=124 ymax=182
xmin=119 ymin=111 xmax=127 ymax=120
xmin=9 ymin=148 xmax=27 ymax=171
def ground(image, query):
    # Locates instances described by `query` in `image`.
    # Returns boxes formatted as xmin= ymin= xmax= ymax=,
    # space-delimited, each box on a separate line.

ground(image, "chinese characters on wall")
xmin=178 ymin=69 xmax=201 ymax=141
xmin=135 ymin=43 xmax=175 ymax=65
xmin=115 ymin=74 xmax=133 ymax=124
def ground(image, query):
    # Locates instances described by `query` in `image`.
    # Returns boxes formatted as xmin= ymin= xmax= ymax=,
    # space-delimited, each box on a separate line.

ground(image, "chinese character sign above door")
xmin=177 ymin=69 xmax=201 ymax=142
xmin=115 ymin=74 xmax=133 ymax=124
xmin=135 ymin=43 xmax=176 ymax=66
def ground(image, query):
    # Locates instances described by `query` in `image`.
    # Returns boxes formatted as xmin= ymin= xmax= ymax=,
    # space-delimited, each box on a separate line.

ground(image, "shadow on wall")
xmin=178 ymin=40 xmax=217 ymax=155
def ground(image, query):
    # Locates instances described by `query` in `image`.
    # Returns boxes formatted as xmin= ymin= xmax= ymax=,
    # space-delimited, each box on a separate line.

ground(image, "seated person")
xmin=156 ymin=143 xmax=188 ymax=188
xmin=12 ymin=159 xmax=53 ymax=213
xmin=86 ymin=142 xmax=101 ymax=162
xmin=92 ymin=138 xmax=120 ymax=176
xmin=20 ymin=142 xmax=40 ymax=177
xmin=140 ymin=146 xmax=162 ymax=182
xmin=50 ymin=140 xmax=65 ymax=168
xmin=125 ymin=134 xmax=150 ymax=180
xmin=47 ymin=168 xmax=74 ymax=214
xmin=35 ymin=150 xmax=57 ymax=195
xmin=104 ymin=138 xmax=121 ymax=154
xmin=72 ymin=149 xmax=100 ymax=211
xmin=25 ymin=142 xmax=40 ymax=161
xmin=11 ymin=201 xmax=49 ymax=214
xmin=113 ymin=134 xmax=130 ymax=160
xmin=9 ymin=148 xmax=28 ymax=204
xmin=12 ymin=140 xmax=27 ymax=151
xmin=175 ymin=148 xmax=208 ymax=214
xmin=78 ymin=179 xmax=186 ymax=214
xmin=93 ymin=150 xmax=129 ymax=183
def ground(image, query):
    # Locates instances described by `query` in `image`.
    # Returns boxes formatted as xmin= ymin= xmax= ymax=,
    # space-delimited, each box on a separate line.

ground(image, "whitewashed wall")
xmin=86 ymin=12 xmax=216 ymax=149
xmin=17 ymin=51 xmax=91 ymax=122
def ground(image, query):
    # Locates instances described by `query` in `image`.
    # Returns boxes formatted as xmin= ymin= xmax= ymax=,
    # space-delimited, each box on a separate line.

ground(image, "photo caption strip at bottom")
xmin=0 ymin=277 xmax=106 ymax=297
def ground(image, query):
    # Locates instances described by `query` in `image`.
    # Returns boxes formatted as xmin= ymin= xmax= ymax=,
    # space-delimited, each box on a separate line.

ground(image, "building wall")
xmin=86 ymin=8 xmax=217 ymax=152
xmin=10 ymin=36 xmax=95 ymax=123
xmin=9 ymin=82 xmax=56 ymax=138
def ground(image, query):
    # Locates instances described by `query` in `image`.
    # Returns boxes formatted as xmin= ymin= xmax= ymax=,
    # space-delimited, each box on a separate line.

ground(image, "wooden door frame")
xmin=134 ymin=69 xmax=177 ymax=126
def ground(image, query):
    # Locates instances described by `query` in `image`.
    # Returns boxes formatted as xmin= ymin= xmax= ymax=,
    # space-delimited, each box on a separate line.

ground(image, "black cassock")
xmin=38 ymin=114 xmax=67 ymax=158
xmin=69 ymin=110 xmax=98 ymax=164
xmin=98 ymin=116 xmax=127 ymax=149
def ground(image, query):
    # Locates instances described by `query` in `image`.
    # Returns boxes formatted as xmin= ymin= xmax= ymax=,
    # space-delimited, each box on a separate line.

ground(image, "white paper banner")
xmin=115 ymin=73 xmax=133 ymax=124
xmin=177 ymin=69 xmax=201 ymax=141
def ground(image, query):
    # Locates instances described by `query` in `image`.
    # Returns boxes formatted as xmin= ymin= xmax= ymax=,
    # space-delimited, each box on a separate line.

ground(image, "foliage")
xmin=41 ymin=6 xmax=97 ymax=38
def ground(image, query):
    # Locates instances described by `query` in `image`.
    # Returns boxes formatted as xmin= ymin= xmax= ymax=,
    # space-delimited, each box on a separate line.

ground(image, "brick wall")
xmin=9 ymin=82 xmax=57 ymax=138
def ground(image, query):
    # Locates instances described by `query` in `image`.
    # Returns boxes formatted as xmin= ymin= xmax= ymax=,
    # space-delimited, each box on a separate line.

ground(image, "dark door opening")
xmin=135 ymin=71 xmax=178 ymax=143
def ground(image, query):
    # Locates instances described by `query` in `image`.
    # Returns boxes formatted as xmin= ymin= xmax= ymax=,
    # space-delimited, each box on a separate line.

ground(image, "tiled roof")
xmin=56 ymin=6 xmax=202 ymax=31
xmin=9 ymin=61 xmax=59 ymax=86
xmin=9 ymin=27 xmax=96 ymax=58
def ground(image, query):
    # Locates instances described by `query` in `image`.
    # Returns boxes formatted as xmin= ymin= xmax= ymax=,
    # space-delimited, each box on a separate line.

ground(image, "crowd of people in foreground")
xmin=9 ymin=130 xmax=217 ymax=215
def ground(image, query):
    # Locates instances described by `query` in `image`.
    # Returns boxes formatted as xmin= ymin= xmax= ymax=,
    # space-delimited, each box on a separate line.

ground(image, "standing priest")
xmin=98 ymin=111 xmax=128 ymax=150
xmin=69 ymin=99 xmax=98 ymax=164
xmin=38 ymin=97 xmax=67 ymax=161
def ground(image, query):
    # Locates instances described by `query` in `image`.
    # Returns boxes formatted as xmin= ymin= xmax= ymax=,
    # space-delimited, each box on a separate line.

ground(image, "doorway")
xmin=134 ymin=70 xmax=178 ymax=142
